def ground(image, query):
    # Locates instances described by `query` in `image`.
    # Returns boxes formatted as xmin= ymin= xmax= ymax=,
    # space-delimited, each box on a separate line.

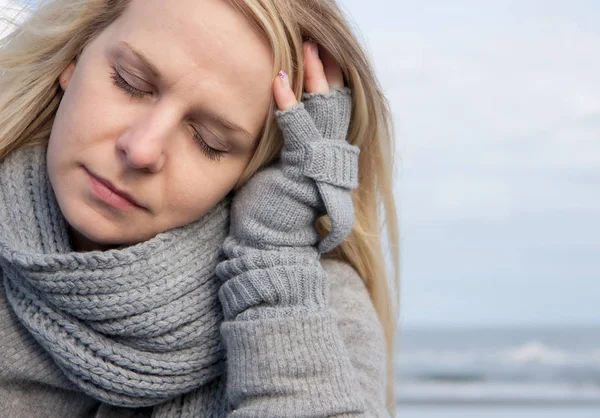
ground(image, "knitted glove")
xmin=230 ymin=86 xmax=358 ymax=252
xmin=217 ymin=87 xmax=359 ymax=321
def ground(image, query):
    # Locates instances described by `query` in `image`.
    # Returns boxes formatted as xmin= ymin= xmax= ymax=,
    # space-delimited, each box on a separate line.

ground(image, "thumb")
xmin=273 ymin=70 xmax=298 ymax=111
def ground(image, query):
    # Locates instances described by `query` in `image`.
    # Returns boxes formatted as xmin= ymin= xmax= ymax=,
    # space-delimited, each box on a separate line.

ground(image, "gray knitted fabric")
xmin=218 ymin=87 xmax=360 ymax=322
xmin=0 ymin=87 xmax=387 ymax=417
xmin=0 ymin=145 xmax=231 ymax=410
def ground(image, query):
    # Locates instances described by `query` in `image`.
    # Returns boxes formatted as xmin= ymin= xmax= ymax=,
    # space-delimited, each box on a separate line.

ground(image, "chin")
xmin=68 ymin=219 xmax=129 ymax=251
xmin=59 ymin=202 xmax=146 ymax=251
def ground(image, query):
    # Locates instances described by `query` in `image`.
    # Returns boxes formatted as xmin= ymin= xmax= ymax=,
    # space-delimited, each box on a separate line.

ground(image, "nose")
xmin=116 ymin=107 xmax=177 ymax=172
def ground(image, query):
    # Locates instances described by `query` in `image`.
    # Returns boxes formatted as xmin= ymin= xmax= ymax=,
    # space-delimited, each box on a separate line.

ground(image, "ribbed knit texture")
xmin=217 ymin=87 xmax=359 ymax=323
xmin=0 ymin=87 xmax=388 ymax=417
xmin=0 ymin=145 xmax=232 ymax=412
xmin=214 ymin=88 xmax=380 ymax=416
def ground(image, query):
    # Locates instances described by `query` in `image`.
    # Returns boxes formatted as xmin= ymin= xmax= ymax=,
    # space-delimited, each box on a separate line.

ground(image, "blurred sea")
xmin=394 ymin=326 xmax=600 ymax=417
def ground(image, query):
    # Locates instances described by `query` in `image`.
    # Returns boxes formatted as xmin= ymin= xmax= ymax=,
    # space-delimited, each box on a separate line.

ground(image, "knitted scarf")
xmin=0 ymin=144 xmax=231 ymax=415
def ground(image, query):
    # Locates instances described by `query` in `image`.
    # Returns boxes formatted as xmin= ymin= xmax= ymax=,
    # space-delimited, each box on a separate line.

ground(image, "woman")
xmin=0 ymin=0 xmax=399 ymax=416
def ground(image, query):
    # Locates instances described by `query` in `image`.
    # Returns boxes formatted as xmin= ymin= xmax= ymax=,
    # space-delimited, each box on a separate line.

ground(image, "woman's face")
xmin=47 ymin=0 xmax=274 ymax=251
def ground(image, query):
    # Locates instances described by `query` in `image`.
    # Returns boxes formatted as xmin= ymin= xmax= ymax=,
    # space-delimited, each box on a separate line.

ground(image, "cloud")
xmin=344 ymin=1 xmax=600 ymax=227
xmin=339 ymin=0 xmax=600 ymax=325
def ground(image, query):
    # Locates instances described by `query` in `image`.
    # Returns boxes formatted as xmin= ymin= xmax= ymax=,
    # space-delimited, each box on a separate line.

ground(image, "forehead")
xmin=106 ymin=0 xmax=274 ymax=136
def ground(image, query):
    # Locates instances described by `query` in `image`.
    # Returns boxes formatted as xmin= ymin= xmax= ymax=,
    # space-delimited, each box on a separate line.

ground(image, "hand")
xmin=217 ymin=42 xmax=358 ymax=320
xmin=274 ymin=40 xmax=346 ymax=109
xmin=227 ymin=40 xmax=359 ymax=254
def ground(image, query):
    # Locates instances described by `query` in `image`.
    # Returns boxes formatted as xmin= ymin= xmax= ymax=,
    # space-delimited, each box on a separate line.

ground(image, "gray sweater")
xmin=0 ymin=259 xmax=387 ymax=417
xmin=0 ymin=88 xmax=388 ymax=417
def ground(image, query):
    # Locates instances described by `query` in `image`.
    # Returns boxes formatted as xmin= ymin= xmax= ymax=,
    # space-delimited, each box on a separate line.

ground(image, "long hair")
xmin=0 ymin=0 xmax=400 ymax=414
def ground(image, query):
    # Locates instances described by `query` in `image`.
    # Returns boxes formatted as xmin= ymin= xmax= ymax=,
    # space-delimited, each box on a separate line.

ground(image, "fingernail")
xmin=278 ymin=69 xmax=289 ymax=88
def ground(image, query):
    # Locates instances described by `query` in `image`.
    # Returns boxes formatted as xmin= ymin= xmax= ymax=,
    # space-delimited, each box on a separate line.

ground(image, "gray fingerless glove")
xmin=229 ymin=87 xmax=358 ymax=253
xmin=217 ymin=87 xmax=359 ymax=321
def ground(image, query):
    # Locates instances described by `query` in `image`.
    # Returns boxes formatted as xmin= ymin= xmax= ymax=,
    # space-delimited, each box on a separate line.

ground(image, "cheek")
xmin=47 ymin=95 xmax=78 ymax=173
xmin=168 ymin=160 xmax=245 ymax=215
xmin=48 ymin=92 xmax=87 ymax=155
xmin=56 ymin=67 xmax=122 ymax=144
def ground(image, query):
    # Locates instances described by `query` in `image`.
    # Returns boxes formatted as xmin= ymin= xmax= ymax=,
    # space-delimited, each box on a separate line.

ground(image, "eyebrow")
xmin=201 ymin=109 xmax=254 ymax=142
xmin=120 ymin=41 xmax=161 ymax=79
xmin=118 ymin=41 xmax=254 ymax=142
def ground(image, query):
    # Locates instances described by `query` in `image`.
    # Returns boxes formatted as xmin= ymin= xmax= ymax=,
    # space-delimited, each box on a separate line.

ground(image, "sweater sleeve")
xmin=215 ymin=88 xmax=386 ymax=416
xmin=218 ymin=259 xmax=387 ymax=417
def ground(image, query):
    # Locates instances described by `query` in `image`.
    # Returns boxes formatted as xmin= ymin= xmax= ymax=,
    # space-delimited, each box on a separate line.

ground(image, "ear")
xmin=58 ymin=61 xmax=76 ymax=91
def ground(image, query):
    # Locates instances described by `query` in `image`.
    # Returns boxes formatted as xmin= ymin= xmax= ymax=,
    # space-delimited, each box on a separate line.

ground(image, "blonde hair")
xmin=0 ymin=0 xmax=400 ymax=414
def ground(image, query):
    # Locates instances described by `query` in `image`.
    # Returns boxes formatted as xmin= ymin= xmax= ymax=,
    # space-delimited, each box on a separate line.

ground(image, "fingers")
xmin=319 ymin=45 xmax=345 ymax=90
xmin=273 ymin=40 xmax=346 ymax=111
xmin=303 ymin=41 xmax=328 ymax=94
xmin=273 ymin=70 xmax=297 ymax=111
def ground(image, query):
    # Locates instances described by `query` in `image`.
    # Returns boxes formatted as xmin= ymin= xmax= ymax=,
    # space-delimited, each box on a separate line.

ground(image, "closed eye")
xmin=110 ymin=67 xmax=226 ymax=162
xmin=110 ymin=69 xmax=150 ymax=99
xmin=191 ymin=129 xmax=225 ymax=162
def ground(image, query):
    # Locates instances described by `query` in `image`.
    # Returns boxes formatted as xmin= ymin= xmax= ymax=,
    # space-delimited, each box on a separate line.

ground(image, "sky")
xmin=337 ymin=0 xmax=600 ymax=327
xmin=2 ymin=0 xmax=599 ymax=328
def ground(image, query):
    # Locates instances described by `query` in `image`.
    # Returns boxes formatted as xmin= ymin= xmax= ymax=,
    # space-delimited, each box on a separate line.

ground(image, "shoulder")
xmin=320 ymin=257 xmax=364 ymax=287
xmin=320 ymin=258 xmax=376 ymax=315
xmin=320 ymin=257 xmax=384 ymax=349
xmin=319 ymin=258 xmax=388 ymax=409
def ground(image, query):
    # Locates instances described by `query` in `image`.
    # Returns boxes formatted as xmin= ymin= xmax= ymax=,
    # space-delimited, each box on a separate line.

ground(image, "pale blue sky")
xmin=2 ymin=0 xmax=599 ymax=327
xmin=338 ymin=0 xmax=600 ymax=327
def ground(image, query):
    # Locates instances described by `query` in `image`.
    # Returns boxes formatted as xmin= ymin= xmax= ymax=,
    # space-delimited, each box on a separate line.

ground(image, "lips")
xmin=85 ymin=167 xmax=144 ymax=209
